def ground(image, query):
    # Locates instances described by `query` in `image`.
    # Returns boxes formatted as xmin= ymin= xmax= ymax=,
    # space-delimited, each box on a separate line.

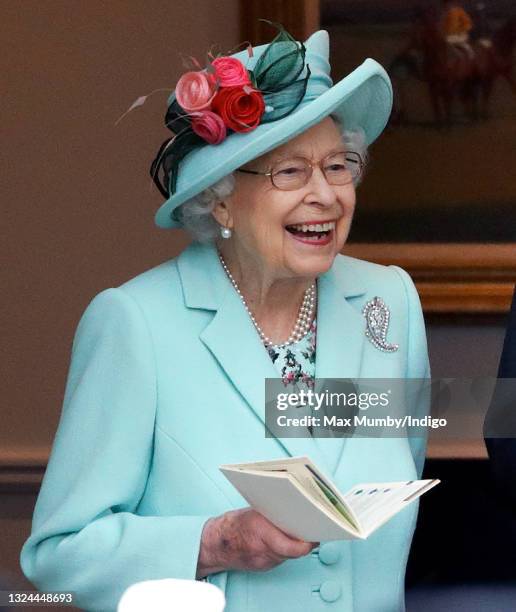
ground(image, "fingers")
xmin=204 ymin=508 xmax=316 ymax=574
xmin=256 ymin=514 xmax=314 ymax=559
xmin=268 ymin=534 xmax=313 ymax=558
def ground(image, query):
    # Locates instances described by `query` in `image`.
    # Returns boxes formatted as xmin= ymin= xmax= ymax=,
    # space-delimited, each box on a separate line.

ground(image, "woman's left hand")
xmin=196 ymin=508 xmax=318 ymax=578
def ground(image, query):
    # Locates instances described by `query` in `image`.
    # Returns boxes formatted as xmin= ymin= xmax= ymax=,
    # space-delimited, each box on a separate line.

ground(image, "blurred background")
xmin=322 ymin=0 xmax=516 ymax=242
xmin=2 ymin=1 xmax=515 ymax=610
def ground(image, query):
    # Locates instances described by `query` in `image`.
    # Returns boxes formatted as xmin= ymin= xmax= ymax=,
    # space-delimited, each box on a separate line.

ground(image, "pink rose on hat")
xmin=190 ymin=111 xmax=227 ymax=145
xmin=175 ymin=71 xmax=217 ymax=113
xmin=211 ymin=57 xmax=251 ymax=87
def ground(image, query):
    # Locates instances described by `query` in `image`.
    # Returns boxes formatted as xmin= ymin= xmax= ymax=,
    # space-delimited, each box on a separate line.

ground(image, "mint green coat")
xmin=20 ymin=241 xmax=430 ymax=611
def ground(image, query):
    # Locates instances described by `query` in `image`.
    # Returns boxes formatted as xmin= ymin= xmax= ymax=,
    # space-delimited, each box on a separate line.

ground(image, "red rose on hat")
xmin=212 ymin=86 xmax=265 ymax=133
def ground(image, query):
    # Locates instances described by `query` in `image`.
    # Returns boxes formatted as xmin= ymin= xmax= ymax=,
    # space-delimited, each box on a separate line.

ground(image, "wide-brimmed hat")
xmin=153 ymin=26 xmax=392 ymax=229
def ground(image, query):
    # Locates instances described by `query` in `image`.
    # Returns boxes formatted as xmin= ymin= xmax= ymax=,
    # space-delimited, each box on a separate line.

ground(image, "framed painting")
xmin=241 ymin=0 xmax=516 ymax=313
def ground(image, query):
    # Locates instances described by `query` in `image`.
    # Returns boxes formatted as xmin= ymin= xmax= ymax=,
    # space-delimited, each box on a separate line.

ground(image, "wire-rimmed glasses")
xmin=236 ymin=150 xmax=363 ymax=191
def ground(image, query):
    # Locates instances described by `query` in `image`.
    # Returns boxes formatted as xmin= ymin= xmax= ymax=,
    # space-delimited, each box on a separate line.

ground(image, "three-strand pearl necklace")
xmin=218 ymin=252 xmax=316 ymax=349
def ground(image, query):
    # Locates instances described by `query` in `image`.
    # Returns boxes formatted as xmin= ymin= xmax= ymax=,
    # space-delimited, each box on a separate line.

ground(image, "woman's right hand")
xmin=196 ymin=508 xmax=318 ymax=578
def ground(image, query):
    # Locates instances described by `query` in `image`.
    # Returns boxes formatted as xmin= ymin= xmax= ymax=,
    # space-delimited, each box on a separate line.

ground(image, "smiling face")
xmin=212 ymin=116 xmax=357 ymax=281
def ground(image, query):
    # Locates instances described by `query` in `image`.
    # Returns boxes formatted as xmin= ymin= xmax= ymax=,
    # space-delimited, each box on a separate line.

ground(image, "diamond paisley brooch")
xmin=362 ymin=297 xmax=399 ymax=353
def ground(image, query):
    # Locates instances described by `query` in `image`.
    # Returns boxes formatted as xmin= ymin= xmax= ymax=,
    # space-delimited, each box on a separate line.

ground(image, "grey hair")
xmin=175 ymin=116 xmax=368 ymax=243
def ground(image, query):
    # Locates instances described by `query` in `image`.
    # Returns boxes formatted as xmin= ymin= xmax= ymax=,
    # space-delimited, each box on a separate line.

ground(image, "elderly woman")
xmin=20 ymin=26 xmax=430 ymax=612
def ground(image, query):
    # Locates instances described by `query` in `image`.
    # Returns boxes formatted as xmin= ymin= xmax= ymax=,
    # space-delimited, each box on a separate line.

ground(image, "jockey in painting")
xmin=440 ymin=0 xmax=475 ymax=59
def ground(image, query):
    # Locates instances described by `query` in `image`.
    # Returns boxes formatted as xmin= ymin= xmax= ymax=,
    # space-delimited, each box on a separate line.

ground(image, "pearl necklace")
xmin=218 ymin=252 xmax=316 ymax=349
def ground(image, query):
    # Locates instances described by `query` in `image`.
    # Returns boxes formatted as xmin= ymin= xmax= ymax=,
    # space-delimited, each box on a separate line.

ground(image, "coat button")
xmin=318 ymin=542 xmax=342 ymax=565
xmin=319 ymin=580 xmax=341 ymax=603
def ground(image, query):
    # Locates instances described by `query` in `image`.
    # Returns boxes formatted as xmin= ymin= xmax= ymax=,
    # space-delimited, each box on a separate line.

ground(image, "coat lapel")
xmin=177 ymin=242 xmax=366 ymax=476
xmin=313 ymin=263 xmax=367 ymax=472
xmin=315 ymin=265 xmax=367 ymax=381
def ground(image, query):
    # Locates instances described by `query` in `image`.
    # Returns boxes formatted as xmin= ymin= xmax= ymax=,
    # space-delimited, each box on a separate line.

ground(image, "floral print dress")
xmin=266 ymin=319 xmax=317 ymax=390
xmin=266 ymin=318 xmax=343 ymax=470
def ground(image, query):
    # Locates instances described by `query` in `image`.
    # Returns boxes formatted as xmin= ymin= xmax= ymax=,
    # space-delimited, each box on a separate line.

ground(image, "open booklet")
xmin=220 ymin=456 xmax=439 ymax=542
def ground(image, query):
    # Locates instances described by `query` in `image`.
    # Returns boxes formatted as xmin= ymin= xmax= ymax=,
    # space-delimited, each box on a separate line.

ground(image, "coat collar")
xmin=176 ymin=241 xmax=366 ymax=307
xmin=177 ymin=241 xmax=367 ymax=475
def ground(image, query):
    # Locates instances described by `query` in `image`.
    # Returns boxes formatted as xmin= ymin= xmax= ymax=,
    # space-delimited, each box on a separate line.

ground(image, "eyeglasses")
xmin=236 ymin=150 xmax=363 ymax=191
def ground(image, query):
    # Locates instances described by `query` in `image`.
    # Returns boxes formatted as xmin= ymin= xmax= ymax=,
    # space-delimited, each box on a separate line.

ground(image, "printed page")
xmin=343 ymin=480 xmax=440 ymax=536
xmin=301 ymin=467 xmax=360 ymax=531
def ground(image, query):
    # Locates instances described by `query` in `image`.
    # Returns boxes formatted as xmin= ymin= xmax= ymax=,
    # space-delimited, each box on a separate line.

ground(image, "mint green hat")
xmin=153 ymin=28 xmax=392 ymax=230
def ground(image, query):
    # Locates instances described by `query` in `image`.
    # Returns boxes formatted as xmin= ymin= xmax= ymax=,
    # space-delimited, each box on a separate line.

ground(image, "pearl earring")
xmin=220 ymin=226 xmax=232 ymax=239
